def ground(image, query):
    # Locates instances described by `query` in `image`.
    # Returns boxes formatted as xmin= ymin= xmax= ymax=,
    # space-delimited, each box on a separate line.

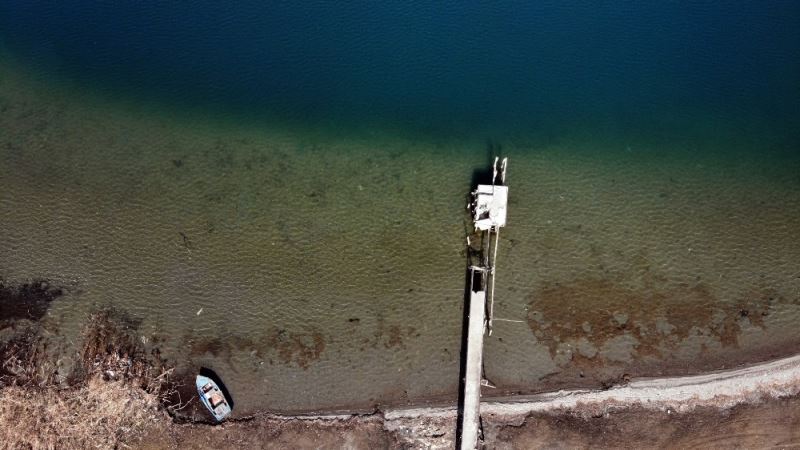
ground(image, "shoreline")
xmin=160 ymin=354 xmax=800 ymax=448
xmin=141 ymin=353 xmax=800 ymax=448
xmin=3 ymin=346 xmax=799 ymax=449
xmin=387 ymin=351 xmax=800 ymax=420
xmin=218 ymin=351 xmax=800 ymax=420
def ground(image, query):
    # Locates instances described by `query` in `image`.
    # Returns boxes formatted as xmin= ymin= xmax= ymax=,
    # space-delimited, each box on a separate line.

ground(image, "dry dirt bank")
xmin=8 ymin=351 xmax=797 ymax=449
xmin=130 ymin=395 xmax=800 ymax=449
xmin=3 ymin=381 xmax=798 ymax=449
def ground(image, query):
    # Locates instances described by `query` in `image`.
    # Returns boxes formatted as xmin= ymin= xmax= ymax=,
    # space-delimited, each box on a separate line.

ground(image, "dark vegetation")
xmin=0 ymin=279 xmax=63 ymax=327
xmin=0 ymin=278 xmax=185 ymax=447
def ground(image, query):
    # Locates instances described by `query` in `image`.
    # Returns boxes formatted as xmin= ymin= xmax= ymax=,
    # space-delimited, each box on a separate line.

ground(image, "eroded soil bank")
xmin=486 ymin=396 xmax=800 ymax=449
xmin=159 ymin=396 xmax=800 ymax=449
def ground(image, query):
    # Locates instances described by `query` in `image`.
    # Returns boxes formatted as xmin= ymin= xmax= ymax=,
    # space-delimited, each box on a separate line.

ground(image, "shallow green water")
xmin=2 ymin=59 xmax=799 ymax=414
xmin=1 ymin=1 xmax=800 ymax=414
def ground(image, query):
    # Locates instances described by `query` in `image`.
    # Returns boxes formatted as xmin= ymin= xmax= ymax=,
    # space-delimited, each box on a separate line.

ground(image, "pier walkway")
xmin=459 ymin=157 xmax=508 ymax=450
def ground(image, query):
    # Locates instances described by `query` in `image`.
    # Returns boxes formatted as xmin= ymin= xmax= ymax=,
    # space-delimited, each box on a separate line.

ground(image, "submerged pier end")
xmin=459 ymin=157 xmax=508 ymax=450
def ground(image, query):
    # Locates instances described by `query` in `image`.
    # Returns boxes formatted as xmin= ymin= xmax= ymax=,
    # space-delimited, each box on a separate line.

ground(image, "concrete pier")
xmin=459 ymin=157 xmax=508 ymax=450
xmin=460 ymin=269 xmax=487 ymax=450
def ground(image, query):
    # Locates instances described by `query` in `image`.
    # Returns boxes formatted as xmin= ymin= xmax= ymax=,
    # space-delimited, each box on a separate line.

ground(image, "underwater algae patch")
xmin=184 ymin=315 xmax=421 ymax=371
xmin=526 ymin=276 xmax=793 ymax=369
xmin=187 ymin=327 xmax=326 ymax=370
xmin=0 ymin=278 xmax=64 ymax=327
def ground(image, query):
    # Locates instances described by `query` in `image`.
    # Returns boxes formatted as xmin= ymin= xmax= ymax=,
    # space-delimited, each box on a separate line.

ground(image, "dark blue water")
xmin=2 ymin=1 xmax=799 ymax=145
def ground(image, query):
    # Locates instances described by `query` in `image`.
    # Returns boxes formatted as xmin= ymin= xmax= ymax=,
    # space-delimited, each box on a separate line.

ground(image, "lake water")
xmin=1 ymin=1 xmax=799 ymax=414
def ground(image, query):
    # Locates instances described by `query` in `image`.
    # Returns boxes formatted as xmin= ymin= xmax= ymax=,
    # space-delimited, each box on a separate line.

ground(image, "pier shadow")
xmin=469 ymin=140 xmax=502 ymax=188
xmin=455 ymin=266 xmax=471 ymax=448
xmin=456 ymin=265 xmax=483 ymax=449
xmin=199 ymin=367 xmax=235 ymax=409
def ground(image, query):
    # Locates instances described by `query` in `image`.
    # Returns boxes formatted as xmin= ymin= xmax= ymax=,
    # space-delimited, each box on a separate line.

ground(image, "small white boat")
xmin=196 ymin=374 xmax=232 ymax=422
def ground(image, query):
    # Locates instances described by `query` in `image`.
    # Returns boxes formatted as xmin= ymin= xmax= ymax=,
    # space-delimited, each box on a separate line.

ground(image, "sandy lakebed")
xmin=2 ymin=57 xmax=800 ymax=415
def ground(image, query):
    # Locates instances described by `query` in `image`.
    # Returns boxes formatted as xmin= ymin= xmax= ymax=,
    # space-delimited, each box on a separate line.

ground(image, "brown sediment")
xmin=183 ymin=317 xmax=419 ymax=370
xmin=384 ymin=325 xmax=417 ymax=349
xmin=735 ymin=285 xmax=788 ymax=329
xmin=386 ymin=325 xmax=405 ymax=349
xmin=525 ymin=277 xmax=789 ymax=367
xmin=187 ymin=336 xmax=229 ymax=358
xmin=186 ymin=327 xmax=326 ymax=370
xmin=369 ymin=314 xmax=420 ymax=350
xmin=268 ymin=328 xmax=325 ymax=369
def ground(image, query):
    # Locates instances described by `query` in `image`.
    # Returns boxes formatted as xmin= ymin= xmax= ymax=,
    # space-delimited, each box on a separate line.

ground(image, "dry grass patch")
xmin=0 ymin=308 xmax=177 ymax=449
xmin=0 ymin=378 xmax=164 ymax=450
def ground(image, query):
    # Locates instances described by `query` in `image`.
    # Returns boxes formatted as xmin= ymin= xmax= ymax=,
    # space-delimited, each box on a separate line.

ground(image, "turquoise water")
xmin=1 ymin=2 xmax=800 ymax=415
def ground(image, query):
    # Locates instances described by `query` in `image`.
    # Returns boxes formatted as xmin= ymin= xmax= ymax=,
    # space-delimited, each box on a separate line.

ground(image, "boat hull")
xmin=196 ymin=374 xmax=232 ymax=422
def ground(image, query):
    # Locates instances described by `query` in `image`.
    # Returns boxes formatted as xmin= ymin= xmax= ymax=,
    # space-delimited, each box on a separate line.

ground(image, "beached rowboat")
xmin=196 ymin=374 xmax=232 ymax=422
